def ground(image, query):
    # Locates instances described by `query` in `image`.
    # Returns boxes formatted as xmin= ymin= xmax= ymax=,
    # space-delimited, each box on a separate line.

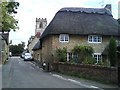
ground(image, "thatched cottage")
xmin=32 ymin=5 xmax=120 ymax=68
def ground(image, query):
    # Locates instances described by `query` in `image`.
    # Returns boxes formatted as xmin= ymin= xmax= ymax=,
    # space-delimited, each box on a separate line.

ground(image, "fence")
xmin=52 ymin=62 xmax=118 ymax=84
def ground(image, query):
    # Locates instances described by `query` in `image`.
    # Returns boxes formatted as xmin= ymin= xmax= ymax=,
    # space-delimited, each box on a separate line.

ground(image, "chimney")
xmin=104 ymin=4 xmax=112 ymax=13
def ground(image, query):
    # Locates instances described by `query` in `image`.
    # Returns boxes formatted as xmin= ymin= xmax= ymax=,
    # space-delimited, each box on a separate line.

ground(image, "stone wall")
xmin=51 ymin=35 xmax=111 ymax=62
xmin=52 ymin=62 xmax=118 ymax=84
xmin=33 ymin=50 xmax=41 ymax=61
xmin=39 ymin=35 xmax=113 ymax=65
xmin=42 ymin=36 xmax=53 ymax=63
xmin=52 ymin=35 xmax=110 ymax=52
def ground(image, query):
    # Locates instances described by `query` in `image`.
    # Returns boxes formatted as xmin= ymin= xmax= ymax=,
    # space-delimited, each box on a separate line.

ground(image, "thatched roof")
xmin=40 ymin=7 xmax=119 ymax=40
xmin=32 ymin=40 xmax=41 ymax=51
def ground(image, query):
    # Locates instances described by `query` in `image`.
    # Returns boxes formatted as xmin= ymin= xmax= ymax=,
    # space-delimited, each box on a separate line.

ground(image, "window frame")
xmin=59 ymin=34 xmax=69 ymax=43
xmin=88 ymin=35 xmax=102 ymax=43
xmin=93 ymin=53 xmax=102 ymax=64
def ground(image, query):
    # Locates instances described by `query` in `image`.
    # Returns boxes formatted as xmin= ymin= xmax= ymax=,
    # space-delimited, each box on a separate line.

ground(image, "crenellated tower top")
xmin=36 ymin=18 xmax=47 ymax=22
xmin=35 ymin=18 xmax=47 ymax=38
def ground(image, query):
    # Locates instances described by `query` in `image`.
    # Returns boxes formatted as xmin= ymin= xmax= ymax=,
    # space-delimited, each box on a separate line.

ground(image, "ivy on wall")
xmin=72 ymin=45 xmax=94 ymax=64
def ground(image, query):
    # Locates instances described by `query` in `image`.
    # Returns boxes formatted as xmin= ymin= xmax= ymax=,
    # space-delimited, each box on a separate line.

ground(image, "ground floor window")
xmin=67 ymin=52 xmax=102 ymax=64
xmin=93 ymin=53 xmax=102 ymax=64
xmin=67 ymin=52 xmax=78 ymax=63
xmin=67 ymin=52 xmax=73 ymax=62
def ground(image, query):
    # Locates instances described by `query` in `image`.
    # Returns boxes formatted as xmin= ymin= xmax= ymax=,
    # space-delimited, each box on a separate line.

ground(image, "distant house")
xmin=0 ymin=32 xmax=9 ymax=64
xmin=32 ymin=5 xmax=119 ymax=68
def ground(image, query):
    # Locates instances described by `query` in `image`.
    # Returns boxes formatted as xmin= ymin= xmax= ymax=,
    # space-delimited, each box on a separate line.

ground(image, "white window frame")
xmin=67 ymin=52 xmax=73 ymax=62
xmin=59 ymin=34 xmax=69 ymax=43
xmin=88 ymin=35 xmax=102 ymax=43
xmin=93 ymin=53 xmax=102 ymax=64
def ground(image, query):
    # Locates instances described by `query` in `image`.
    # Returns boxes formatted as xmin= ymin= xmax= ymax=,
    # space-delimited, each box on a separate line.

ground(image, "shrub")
xmin=83 ymin=56 xmax=96 ymax=64
xmin=108 ymin=37 xmax=117 ymax=67
xmin=72 ymin=45 xmax=93 ymax=64
xmin=56 ymin=47 xmax=67 ymax=62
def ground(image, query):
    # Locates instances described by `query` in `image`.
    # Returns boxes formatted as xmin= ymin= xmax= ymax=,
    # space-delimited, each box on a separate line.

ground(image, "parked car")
xmin=20 ymin=52 xmax=25 ymax=58
xmin=20 ymin=50 xmax=28 ymax=58
xmin=24 ymin=53 xmax=33 ymax=61
xmin=9 ymin=52 xmax=12 ymax=57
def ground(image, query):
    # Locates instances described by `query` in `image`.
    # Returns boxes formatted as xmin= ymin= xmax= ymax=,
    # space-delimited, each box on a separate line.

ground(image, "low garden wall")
xmin=52 ymin=62 xmax=118 ymax=84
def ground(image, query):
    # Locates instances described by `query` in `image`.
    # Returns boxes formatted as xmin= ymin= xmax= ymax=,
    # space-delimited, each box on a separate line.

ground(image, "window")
xmin=39 ymin=23 xmax=43 ymax=28
xmin=67 ymin=52 xmax=72 ymax=62
xmin=88 ymin=35 xmax=102 ymax=43
xmin=67 ymin=52 xmax=78 ymax=63
xmin=59 ymin=34 xmax=69 ymax=42
xmin=93 ymin=53 xmax=102 ymax=64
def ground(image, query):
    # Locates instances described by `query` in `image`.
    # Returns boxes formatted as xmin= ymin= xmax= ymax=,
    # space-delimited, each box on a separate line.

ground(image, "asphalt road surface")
xmin=2 ymin=57 xmax=119 ymax=89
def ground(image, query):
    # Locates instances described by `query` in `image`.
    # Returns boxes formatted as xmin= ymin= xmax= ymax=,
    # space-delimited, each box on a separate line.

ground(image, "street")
xmin=0 ymin=64 xmax=2 ymax=90
xmin=2 ymin=57 xmax=119 ymax=89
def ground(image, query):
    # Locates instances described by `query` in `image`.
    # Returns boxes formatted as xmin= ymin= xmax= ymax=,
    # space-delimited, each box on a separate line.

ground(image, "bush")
xmin=72 ymin=45 xmax=93 ymax=64
xmin=82 ymin=56 xmax=96 ymax=64
xmin=108 ymin=37 xmax=117 ymax=67
xmin=56 ymin=47 xmax=67 ymax=62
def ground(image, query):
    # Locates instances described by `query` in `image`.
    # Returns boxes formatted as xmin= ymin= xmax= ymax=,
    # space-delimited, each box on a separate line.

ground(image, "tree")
xmin=0 ymin=0 xmax=19 ymax=32
xmin=108 ymin=37 xmax=117 ymax=67
xmin=9 ymin=42 xmax=25 ymax=56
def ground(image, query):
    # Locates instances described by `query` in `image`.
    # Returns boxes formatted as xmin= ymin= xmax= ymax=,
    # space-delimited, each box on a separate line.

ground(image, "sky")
xmin=9 ymin=0 xmax=119 ymax=48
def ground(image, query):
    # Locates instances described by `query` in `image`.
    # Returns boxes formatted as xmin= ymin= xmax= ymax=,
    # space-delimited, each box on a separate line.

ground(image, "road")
xmin=0 ymin=64 xmax=2 ymax=90
xmin=2 ymin=57 xmax=119 ymax=89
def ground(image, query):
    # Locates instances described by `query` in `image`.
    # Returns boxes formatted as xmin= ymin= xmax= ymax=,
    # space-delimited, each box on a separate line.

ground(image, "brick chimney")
xmin=104 ymin=4 xmax=112 ymax=13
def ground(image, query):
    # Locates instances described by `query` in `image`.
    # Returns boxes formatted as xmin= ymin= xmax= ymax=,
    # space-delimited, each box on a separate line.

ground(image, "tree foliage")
xmin=9 ymin=42 xmax=25 ymax=56
xmin=0 ymin=0 xmax=19 ymax=32
xmin=56 ymin=47 xmax=67 ymax=62
xmin=108 ymin=37 xmax=117 ymax=67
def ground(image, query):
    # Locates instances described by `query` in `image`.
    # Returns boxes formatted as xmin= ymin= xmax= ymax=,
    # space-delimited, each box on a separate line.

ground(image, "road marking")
xmin=67 ymin=79 xmax=91 ymax=88
xmin=52 ymin=74 xmax=67 ymax=81
xmin=52 ymin=74 xmax=102 ymax=89
xmin=90 ymin=85 xmax=99 ymax=88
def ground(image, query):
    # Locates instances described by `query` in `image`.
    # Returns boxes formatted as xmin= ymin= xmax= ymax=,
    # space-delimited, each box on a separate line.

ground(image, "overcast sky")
xmin=9 ymin=0 xmax=119 ymax=47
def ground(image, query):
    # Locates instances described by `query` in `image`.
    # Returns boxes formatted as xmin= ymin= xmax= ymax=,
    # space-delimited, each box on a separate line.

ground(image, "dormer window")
xmin=59 ymin=34 xmax=69 ymax=43
xmin=88 ymin=35 xmax=102 ymax=43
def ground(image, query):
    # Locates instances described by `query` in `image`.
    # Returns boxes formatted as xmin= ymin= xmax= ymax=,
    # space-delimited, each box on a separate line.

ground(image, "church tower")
xmin=35 ymin=18 xmax=47 ymax=38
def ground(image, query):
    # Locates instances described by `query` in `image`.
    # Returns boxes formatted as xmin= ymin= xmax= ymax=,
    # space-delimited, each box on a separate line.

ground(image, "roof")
xmin=32 ymin=40 xmax=41 ymax=51
xmin=35 ymin=32 xmax=41 ymax=38
xmin=40 ymin=7 xmax=119 ymax=40
xmin=59 ymin=7 xmax=112 ymax=16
